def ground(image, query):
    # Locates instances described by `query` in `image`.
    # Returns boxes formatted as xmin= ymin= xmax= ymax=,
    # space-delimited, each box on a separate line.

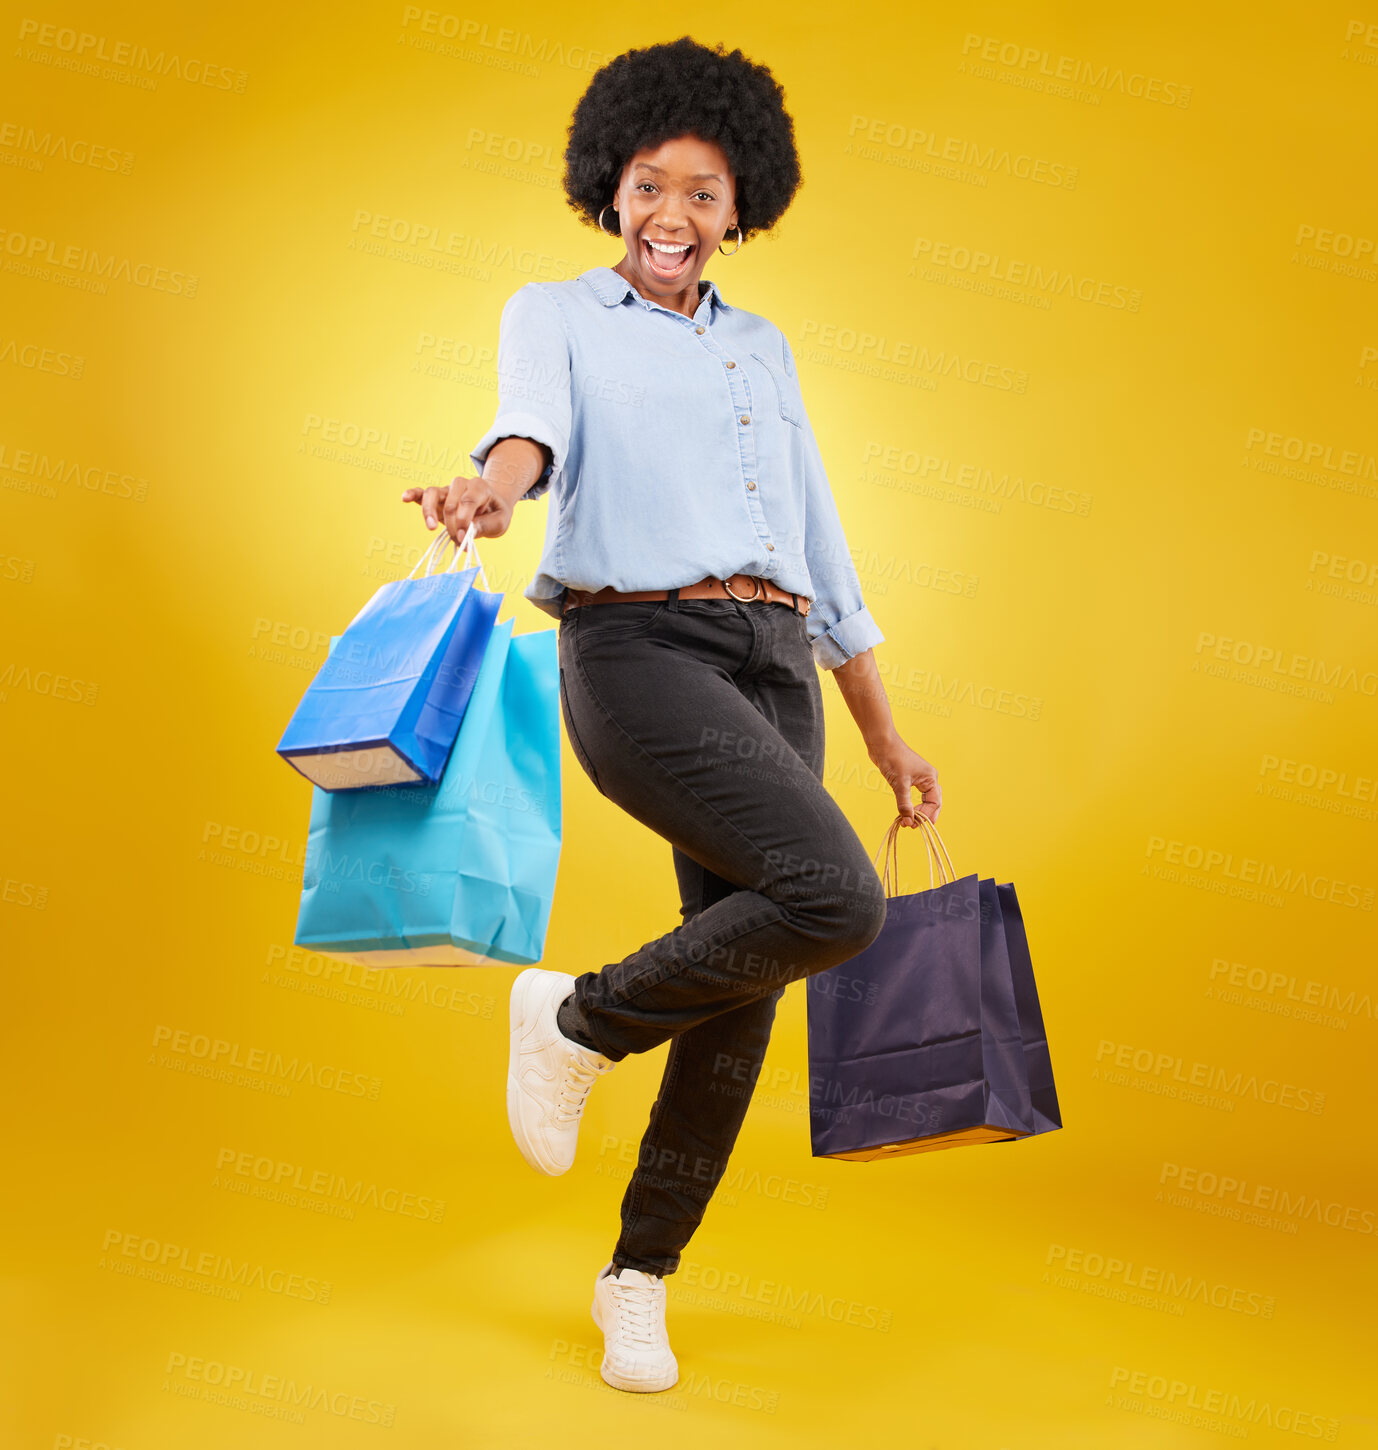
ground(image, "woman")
xmin=403 ymin=36 xmax=942 ymax=1395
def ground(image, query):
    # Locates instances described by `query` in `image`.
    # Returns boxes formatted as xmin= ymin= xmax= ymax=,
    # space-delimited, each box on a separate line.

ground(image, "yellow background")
xmin=4 ymin=2 xmax=1376 ymax=1445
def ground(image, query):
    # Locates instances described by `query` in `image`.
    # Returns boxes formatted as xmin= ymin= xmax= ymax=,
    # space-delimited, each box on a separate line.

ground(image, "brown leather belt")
xmin=561 ymin=573 xmax=811 ymax=616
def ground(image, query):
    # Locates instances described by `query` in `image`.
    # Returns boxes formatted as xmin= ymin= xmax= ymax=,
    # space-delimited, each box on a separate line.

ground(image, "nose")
xmin=651 ymin=193 xmax=690 ymax=231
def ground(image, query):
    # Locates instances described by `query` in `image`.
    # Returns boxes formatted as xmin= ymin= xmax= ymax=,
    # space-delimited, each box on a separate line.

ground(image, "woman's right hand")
xmin=401 ymin=475 xmax=514 ymax=544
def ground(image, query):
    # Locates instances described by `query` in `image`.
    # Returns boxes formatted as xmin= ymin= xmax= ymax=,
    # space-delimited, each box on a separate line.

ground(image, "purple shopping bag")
xmin=996 ymin=880 xmax=1062 ymax=1136
xmin=806 ymin=814 xmax=1052 ymax=1161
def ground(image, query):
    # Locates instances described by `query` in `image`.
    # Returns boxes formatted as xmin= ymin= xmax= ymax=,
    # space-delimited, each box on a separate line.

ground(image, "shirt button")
xmin=739 ymin=414 xmax=750 ymax=425
xmin=695 ymin=326 xmax=705 ymax=335
xmin=726 ymin=360 xmax=736 ymax=368
xmin=766 ymin=542 xmax=775 ymax=551
xmin=746 ymin=481 xmax=757 ymax=490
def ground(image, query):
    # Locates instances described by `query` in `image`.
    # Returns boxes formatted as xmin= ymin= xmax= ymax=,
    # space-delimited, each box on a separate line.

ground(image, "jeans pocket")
xmin=558 ymin=664 xmax=604 ymax=795
xmin=571 ymin=599 xmax=670 ymax=645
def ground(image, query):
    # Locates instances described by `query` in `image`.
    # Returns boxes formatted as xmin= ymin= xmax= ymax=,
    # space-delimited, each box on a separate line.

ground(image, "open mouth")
xmin=642 ymin=237 xmax=695 ymax=279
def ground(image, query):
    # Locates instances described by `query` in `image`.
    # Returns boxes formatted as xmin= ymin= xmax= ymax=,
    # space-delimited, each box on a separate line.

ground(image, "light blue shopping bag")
xmin=293 ymin=616 xmax=562 ymax=966
xmin=277 ymin=525 xmax=501 ymax=791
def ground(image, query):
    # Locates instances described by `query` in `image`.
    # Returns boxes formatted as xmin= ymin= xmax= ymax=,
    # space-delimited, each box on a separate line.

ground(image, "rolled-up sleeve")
xmin=469 ymin=283 xmax=572 ymax=501
xmin=782 ymin=335 xmax=885 ymax=671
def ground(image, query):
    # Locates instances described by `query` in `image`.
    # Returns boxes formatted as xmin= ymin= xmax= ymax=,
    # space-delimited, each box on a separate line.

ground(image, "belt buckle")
xmin=721 ymin=574 xmax=764 ymax=603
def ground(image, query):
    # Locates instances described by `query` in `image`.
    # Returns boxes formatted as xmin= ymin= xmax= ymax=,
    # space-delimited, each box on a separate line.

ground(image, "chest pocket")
xmin=749 ymin=350 xmax=805 ymax=429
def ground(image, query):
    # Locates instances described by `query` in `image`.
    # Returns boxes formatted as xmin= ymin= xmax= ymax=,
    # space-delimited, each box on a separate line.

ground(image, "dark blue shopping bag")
xmin=277 ymin=525 xmax=500 ymax=791
xmin=997 ymin=881 xmax=1062 ymax=1135
xmin=807 ymin=815 xmax=1057 ymax=1161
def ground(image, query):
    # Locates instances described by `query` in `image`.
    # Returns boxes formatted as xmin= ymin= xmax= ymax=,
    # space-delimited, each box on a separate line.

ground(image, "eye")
xmin=694 ymin=191 xmax=716 ymax=202
xmin=636 ymin=182 xmax=657 ymax=194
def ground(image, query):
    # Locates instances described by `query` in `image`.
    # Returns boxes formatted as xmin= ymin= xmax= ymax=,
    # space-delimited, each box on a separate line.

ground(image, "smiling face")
xmin=610 ymin=133 xmax=738 ymax=315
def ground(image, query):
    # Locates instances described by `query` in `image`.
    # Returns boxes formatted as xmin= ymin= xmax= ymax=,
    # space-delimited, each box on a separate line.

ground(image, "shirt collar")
xmin=581 ymin=265 xmax=732 ymax=313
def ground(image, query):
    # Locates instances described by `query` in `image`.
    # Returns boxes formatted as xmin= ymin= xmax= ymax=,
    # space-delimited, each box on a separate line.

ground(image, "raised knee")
xmin=795 ymin=879 xmax=887 ymax=964
xmin=834 ymin=889 xmax=887 ymax=959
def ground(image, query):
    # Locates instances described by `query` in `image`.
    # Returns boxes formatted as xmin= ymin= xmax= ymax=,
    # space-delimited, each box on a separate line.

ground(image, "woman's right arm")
xmin=401 ymin=435 xmax=552 ymax=542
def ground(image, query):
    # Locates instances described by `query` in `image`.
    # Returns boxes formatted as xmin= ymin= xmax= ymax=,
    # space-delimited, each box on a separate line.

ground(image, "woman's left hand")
xmin=831 ymin=649 xmax=942 ymax=824
xmin=869 ymin=734 xmax=942 ymax=825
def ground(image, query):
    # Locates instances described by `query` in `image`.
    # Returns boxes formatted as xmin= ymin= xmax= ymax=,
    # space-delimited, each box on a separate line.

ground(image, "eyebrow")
xmin=632 ymin=163 xmax=725 ymax=182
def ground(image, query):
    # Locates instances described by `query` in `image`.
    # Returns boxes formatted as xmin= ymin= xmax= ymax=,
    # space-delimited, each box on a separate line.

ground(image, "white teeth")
xmin=647 ymin=240 xmax=691 ymax=254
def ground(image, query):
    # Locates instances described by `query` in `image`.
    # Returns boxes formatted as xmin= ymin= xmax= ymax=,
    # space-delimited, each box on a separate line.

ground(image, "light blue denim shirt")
xmin=469 ymin=265 xmax=884 ymax=670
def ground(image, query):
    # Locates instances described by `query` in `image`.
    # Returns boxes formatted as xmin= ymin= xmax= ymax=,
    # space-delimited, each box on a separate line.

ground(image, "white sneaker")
xmin=590 ymin=1260 xmax=678 ymax=1393
xmin=507 ymin=968 xmax=616 ymax=1176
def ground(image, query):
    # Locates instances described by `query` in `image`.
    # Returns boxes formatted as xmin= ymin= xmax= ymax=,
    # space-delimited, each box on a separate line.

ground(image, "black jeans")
xmin=554 ymin=591 xmax=888 ymax=1278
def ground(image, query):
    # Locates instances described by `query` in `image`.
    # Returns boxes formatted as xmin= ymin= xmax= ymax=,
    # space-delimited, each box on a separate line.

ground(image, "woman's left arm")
xmin=775 ymin=329 xmax=942 ymax=826
xmin=833 ymin=650 xmax=942 ymax=825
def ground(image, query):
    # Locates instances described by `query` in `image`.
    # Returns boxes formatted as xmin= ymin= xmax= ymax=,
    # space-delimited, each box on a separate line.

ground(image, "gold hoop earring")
xmin=598 ymin=204 xmax=618 ymax=235
xmin=718 ymin=225 xmax=743 ymax=256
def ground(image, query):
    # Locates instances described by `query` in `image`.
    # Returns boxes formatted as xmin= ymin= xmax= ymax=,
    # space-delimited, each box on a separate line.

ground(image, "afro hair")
xmin=562 ymin=36 xmax=802 ymax=244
